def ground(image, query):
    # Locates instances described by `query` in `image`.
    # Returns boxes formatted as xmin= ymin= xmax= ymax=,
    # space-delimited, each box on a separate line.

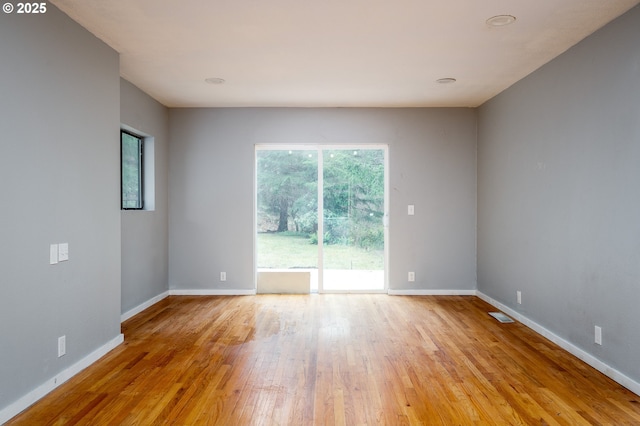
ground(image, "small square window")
xmin=121 ymin=130 xmax=143 ymax=209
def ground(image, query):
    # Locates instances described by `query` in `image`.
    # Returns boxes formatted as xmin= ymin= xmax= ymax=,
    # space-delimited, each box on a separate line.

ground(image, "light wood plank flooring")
xmin=7 ymin=295 xmax=640 ymax=425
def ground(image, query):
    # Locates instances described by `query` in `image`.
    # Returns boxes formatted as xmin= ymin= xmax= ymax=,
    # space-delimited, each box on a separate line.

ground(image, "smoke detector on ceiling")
xmin=486 ymin=15 xmax=516 ymax=27
xmin=205 ymin=77 xmax=226 ymax=85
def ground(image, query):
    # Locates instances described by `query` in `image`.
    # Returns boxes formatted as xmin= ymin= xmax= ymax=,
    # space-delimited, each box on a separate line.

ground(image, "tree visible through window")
xmin=121 ymin=131 xmax=143 ymax=209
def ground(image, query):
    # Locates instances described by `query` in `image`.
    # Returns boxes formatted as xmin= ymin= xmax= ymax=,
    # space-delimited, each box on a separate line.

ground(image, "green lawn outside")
xmin=257 ymin=232 xmax=384 ymax=270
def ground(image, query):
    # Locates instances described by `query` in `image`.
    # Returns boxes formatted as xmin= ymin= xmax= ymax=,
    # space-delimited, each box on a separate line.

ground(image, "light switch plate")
xmin=50 ymin=244 xmax=58 ymax=265
xmin=408 ymin=205 xmax=415 ymax=216
xmin=58 ymin=243 xmax=69 ymax=262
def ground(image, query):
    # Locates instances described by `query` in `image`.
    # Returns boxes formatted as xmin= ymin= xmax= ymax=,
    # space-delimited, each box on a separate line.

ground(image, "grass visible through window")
xmin=257 ymin=232 xmax=383 ymax=270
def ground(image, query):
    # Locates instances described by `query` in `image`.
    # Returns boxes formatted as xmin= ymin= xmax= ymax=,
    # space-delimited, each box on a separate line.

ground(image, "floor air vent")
xmin=489 ymin=312 xmax=515 ymax=323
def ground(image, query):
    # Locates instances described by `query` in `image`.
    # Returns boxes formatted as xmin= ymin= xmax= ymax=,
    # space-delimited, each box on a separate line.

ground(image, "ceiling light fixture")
xmin=486 ymin=15 xmax=516 ymax=27
xmin=436 ymin=78 xmax=457 ymax=84
xmin=205 ymin=77 xmax=226 ymax=85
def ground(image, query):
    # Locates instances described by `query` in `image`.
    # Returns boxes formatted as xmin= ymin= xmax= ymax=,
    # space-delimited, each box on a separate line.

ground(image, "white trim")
xmin=388 ymin=289 xmax=477 ymax=296
xmin=383 ymin=146 xmax=390 ymax=293
xmin=317 ymin=148 xmax=324 ymax=292
xmin=121 ymin=291 xmax=169 ymax=322
xmin=253 ymin=149 xmax=258 ymax=294
xmin=0 ymin=334 xmax=124 ymax=425
xmin=476 ymin=291 xmax=640 ymax=396
xmin=169 ymin=289 xmax=256 ymax=296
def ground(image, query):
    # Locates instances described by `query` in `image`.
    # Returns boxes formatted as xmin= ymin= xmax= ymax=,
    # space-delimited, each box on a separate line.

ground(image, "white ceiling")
xmin=51 ymin=0 xmax=639 ymax=108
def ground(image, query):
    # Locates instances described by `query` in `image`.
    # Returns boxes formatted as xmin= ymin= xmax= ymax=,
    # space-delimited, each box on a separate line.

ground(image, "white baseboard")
xmin=169 ymin=289 xmax=256 ymax=296
xmin=476 ymin=291 xmax=640 ymax=396
xmin=0 ymin=334 xmax=124 ymax=425
xmin=122 ymin=288 xmax=256 ymax=323
xmin=388 ymin=289 xmax=477 ymax=296
xmin=121 ymin=291 xmax=170 ymax=322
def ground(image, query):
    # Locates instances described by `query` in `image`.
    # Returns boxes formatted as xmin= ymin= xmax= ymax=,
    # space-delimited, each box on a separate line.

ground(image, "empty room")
xmin=1 ymin=0 xmax=640 ymax=424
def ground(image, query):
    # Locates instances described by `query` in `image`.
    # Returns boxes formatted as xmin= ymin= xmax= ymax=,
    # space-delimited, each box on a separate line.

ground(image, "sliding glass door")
xmin=256 ymin=146 xmax=387 ymax=293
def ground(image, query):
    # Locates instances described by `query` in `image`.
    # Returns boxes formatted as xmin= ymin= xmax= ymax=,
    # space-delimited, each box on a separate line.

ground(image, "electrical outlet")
xmin=408 ymin=272 xmax=415 ymax=282
xmin=517 ymin=291 xmax=522 ymax=305
xmin=595 ymin=326 xmax=602 ymax=345
xmin=58 ymin=335 xmax=66 ymax=357
xmin=220 ymin=272 xmax=226 ymax=281
xmin=408 ymin=205 xmax=415 ymax=216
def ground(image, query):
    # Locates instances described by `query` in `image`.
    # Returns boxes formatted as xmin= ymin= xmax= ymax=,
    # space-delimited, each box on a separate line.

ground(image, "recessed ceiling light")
xmin=205 ymin=77 xmax=226 ymax=85
xmin=436 ymin=78 xmax=457 ymax=84
xmin=486 ymin=15 xmax=516 ymax=27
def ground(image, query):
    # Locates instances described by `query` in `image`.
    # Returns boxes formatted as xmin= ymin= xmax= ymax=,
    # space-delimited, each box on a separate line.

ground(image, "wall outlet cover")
xmin=58 ymin=335 xmax=66 ymax=357
xmin=595 ymin=326 xmax=602 ymax=345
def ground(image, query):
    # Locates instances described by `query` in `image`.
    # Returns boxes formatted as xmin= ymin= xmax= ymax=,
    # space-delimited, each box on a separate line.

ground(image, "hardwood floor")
xmin=7 ymin=295 xmax=640 ymax=425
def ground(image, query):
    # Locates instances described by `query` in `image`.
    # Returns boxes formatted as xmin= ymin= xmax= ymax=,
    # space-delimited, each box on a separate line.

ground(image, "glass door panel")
xmin=256 ymin=149 xmax=319 ymax=292
xmin=321 ymin=149 xmax=385 ymax=291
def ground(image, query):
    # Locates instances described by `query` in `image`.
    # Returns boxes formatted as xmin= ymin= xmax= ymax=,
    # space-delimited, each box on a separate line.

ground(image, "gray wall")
xmin=168 ymin=108 xmax=477 ymax=291
xmin=478 ymin=5 xmax=640 ymax=383
xmin=0 ymin=6 xmax=121 ymax=411
xmin=120 ymin=79 xmax=170 ymax=314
